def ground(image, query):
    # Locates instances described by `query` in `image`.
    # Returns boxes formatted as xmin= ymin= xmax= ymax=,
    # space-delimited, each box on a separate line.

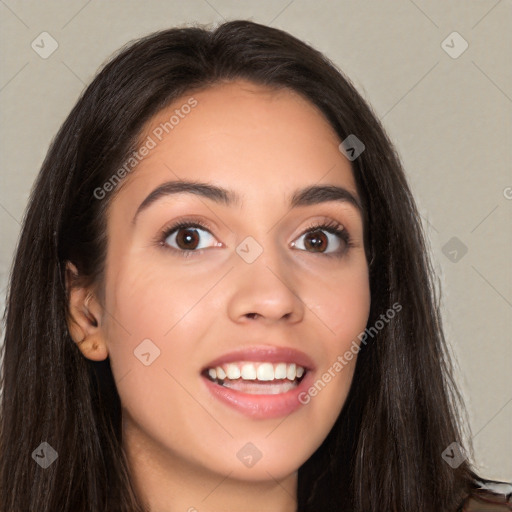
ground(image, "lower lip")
xmin=202 ymin=371 xmax=313 ymax=419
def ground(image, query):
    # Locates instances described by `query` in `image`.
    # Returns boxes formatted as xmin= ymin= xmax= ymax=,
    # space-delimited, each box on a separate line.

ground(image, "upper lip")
xmin=202 ymin=345 xmax=315 ymax=372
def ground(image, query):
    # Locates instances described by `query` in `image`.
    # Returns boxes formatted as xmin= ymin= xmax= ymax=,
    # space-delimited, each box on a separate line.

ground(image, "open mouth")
xmin=200 ymin=346 xmax=314 ymax=418
xmin=202 ymin=361 xmax=307 ymax=395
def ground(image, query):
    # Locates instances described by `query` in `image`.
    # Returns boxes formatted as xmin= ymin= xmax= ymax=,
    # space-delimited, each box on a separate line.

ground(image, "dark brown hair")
xmin=1 ymin=19 xmax=485 ymax=511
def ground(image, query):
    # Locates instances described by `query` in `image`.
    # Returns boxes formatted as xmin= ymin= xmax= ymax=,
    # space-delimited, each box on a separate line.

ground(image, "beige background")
xmin=0 ymin=0 xmax=511 ymax=481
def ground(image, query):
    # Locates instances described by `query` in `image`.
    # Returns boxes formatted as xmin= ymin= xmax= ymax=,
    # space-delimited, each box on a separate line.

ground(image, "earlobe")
xmin=65 ymin=261 xmax=108 ymax=362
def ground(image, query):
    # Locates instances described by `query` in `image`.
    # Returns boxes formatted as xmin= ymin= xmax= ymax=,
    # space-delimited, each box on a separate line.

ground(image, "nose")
xmin=226 ymin=246 xmax=305 ymax=325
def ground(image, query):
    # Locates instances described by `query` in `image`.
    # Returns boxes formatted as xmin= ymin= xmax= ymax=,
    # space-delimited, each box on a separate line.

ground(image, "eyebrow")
xmin=132 ymin=180 xmax=362 ymax=224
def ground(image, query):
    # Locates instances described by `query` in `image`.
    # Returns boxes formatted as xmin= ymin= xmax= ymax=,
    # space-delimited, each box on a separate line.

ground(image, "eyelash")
xmin=155 ymin=217 xmax=354 ymax=259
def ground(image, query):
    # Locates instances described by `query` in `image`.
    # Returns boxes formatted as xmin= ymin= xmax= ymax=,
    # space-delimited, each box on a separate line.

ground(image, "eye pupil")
xmin=176 ymin=228 xmax=200 ymax=250
xmin=304 ymin=230 xmax=327 ymax=252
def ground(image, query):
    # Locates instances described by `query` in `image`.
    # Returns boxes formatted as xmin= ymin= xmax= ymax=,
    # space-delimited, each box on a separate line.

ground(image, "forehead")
xmin=116 ymin=79 xmax=358 ymax=210
xmin=142 ymin=78 xmax=338 ymax=141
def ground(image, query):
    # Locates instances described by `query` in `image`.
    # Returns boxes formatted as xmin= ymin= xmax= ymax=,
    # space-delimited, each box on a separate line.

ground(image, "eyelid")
xmin=156 ymin=218 xmax=222 ymax=254
xmin=155 ymin=215 xmax=353 ymax=257
xmin=291 ymin=218 xmax=353 ymax=255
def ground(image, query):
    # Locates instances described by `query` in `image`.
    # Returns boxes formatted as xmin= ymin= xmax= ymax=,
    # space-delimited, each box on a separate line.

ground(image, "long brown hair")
xmin=1 ymin=20 xmax=483 ymax=511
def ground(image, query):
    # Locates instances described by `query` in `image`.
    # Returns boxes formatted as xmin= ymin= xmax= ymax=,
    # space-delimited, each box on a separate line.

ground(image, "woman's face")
xmin=90 ymin=80 xmax=370 ymax=496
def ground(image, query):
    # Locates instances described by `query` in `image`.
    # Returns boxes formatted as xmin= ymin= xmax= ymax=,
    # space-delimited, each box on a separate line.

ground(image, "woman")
xmin=0 ymin=19 xmax=510 ymax=512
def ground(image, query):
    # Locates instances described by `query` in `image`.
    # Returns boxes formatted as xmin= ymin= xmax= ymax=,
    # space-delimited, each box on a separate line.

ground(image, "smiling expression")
xmin=91 ymin=79 xmax=371 ymax=486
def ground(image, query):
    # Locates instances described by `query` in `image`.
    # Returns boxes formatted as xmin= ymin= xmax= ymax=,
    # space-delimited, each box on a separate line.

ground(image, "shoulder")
xmin=459 ymin=478 xmax=512 ymax=511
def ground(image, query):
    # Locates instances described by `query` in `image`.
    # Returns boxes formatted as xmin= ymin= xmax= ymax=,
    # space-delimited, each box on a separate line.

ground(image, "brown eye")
xmin=291 ymin=222 xmax=349 ymax=256
xmin=175 ymin=227 xmax=201 ymax=250
xmin=303 ymin=230 xmax=328 ymax=252
xmin=163 ymin=223 xmax=218 ymax=252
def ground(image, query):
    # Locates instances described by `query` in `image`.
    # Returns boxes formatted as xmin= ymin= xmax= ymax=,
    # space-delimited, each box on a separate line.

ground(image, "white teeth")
xmin=274 ymin=362 xmax=287 ymax=380
xmin=256 ymin=363 xmax=274 ymax=381
xmin=206 ymin=362 xmax=306 ymax=382
xmin=240 ymin=363 xmax=256 ymax=380
xmin=226 ymin=363 xmax=241 ymax=379
xmin=287 ymin=363 xmax=296 ymax=381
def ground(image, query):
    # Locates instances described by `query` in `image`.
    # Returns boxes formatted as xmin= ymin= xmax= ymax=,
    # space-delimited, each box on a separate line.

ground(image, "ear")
xmin=65 ymin=261 xmax=108 ymax=361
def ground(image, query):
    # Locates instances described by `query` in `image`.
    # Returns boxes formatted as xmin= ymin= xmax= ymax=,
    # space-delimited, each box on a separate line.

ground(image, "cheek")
xmin=102 ymin=259 xmax=213 ymax=382
xmin=102 ymin=261 xmax=218 ymax=443
xmin=296 ymin=261 xmax=369 ymax=417
xmin=305 ymin=261 xmax=371 ymax=347
xmin=106 ymin=257 xmax=214 ymax=339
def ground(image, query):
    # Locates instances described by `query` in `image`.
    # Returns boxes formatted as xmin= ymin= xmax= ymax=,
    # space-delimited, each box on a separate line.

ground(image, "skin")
xmin=67 ymin=79 xmax=371 ymax=512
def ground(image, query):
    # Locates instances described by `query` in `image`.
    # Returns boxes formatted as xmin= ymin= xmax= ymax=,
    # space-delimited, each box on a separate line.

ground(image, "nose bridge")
xmin=226 ymin=232 xmax=304 ymax=323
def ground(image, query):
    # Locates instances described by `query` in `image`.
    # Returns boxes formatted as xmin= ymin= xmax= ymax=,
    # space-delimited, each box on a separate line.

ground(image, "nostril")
xmin=246 ymin=313 xmax=259 ymax=319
